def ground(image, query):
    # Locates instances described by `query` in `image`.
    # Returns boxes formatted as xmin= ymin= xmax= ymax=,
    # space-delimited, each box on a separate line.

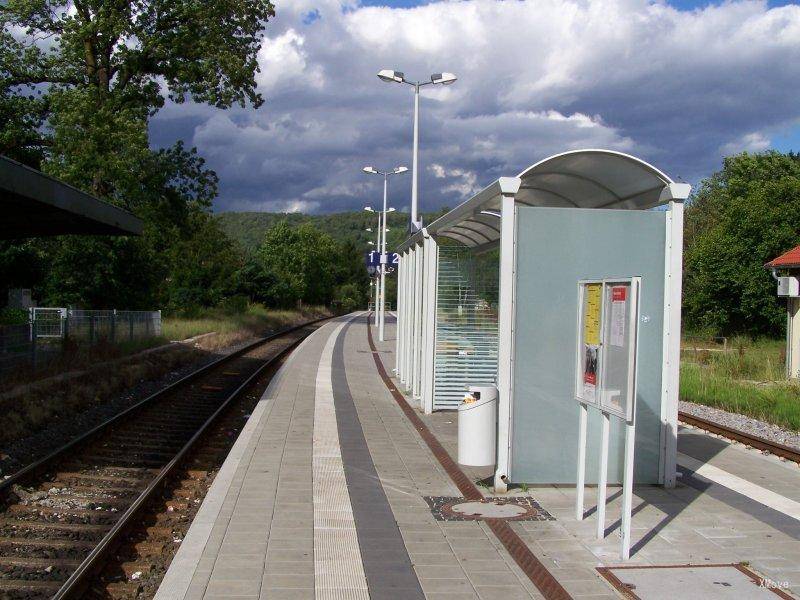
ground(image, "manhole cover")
xmin=451 ymin=501 xmax=528 ymax=518
xmin=424 ymin=496 xmax=555 ymax=522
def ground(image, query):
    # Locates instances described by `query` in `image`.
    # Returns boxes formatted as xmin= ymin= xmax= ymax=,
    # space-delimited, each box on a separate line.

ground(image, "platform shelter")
xmin=395 ymin=149 xmax=690 ymax=491
xmin=0 ymin=155 xmax=142 ymax=239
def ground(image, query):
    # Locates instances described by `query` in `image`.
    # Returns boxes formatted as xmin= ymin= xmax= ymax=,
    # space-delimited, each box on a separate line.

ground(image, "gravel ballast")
xmin=679 ymin=400 xmax=800 ymax=453
xmin=0 ymin=333 xmax=279 ymax=480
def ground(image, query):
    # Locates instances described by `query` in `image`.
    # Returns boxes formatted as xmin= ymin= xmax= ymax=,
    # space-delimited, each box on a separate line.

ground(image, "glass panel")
xmin=433 ymin=245 xmax=499 ymax=409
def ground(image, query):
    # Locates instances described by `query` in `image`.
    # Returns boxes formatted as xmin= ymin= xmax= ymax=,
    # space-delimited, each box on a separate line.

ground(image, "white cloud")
xmin=151 ymin=0 xmax=800 ymax=213
xmin=720 ymin=132 xmax=771 ymax=155
xmin=257 ymin=29 xmax=325 ymax=92
xmin=428 ymin=163 xmax=479 ymax=198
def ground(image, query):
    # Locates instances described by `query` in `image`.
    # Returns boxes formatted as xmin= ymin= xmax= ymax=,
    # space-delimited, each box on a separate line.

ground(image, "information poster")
xmin=609 ymin=286 xmax=627 ymax=347
xmin=581 ymin=283 xmax=602 ymax=403
xmin=576 ymin=279 xmax=640 ymax=421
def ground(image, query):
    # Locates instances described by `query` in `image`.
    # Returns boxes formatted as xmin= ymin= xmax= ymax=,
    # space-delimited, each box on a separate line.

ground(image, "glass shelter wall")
xmin=433 ymin=245 xmax=499 ymax=410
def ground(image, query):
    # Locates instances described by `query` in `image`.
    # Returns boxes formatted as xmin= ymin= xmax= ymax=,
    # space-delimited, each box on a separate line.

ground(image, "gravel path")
xmin=679 ymin=400 xmax=800 ymax=452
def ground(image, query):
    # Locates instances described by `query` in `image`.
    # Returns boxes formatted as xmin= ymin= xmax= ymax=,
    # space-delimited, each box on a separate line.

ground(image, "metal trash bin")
xmin=457 ymin=385 xmax=498 ymax=466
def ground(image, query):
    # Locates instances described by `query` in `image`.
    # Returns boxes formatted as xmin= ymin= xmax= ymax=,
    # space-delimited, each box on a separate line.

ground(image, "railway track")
xmin=679 ymin=411 xmax=800 ymax=464
xmin=0 ymin=318 xmax=330 ymax=600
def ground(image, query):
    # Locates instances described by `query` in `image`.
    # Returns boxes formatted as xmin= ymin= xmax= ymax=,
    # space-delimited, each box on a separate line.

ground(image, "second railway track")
xmin=679 ymin=410 xmax=800 ymax=465
xmin=0 ymin=317 xmax=331 ymax=600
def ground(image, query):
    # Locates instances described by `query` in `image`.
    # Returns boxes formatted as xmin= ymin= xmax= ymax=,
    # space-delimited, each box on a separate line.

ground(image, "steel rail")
xmin=0 ymin=316 xmax=330 ymax=497
xmin=679 ymin=411 xmax=800 ymax=464
xmin=47 ymin=316 xmax=333 ymax=599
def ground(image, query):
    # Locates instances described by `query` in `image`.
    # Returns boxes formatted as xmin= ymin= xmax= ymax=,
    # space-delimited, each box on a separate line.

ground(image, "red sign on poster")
xmin=612 ymin=286 xmax=627 ymax=302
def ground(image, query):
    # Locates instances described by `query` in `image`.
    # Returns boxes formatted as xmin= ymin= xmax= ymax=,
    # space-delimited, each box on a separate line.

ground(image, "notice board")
xmin=575 ymin=279 xmax=640 ymax=422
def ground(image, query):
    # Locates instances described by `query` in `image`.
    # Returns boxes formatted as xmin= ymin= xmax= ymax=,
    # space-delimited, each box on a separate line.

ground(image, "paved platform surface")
xmin=157 ymin=313 xmax=800 ymax=600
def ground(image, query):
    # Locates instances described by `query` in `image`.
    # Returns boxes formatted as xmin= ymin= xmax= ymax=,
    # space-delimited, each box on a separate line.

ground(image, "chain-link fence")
xmin=0 ymin=309 xmax=162 ymax=377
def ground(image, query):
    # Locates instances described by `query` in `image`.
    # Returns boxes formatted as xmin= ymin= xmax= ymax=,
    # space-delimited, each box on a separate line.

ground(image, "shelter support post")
xmin=396 ymin=253 xmax=405 ymax=376
xmin=494 ymin=190 xmax=518 ymax=493
xmin=421 ymin=232 xmax=438 ymax=414
xmin=403 ymin=247 xmax=415 ymax=390
xmin=412 ymin=241 xmax=424 ymax=400
xmin=659 ymin=199 xmax=684 ymax=488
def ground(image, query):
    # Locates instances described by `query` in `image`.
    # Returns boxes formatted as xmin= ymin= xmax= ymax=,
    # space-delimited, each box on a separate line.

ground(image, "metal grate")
xmin=433 ymin=246 xmax=499 ymax=410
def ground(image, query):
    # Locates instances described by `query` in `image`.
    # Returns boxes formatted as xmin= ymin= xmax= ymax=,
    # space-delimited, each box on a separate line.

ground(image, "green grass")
xmin=680 ymin=336 xmax=800 ymax=431
xmin=162 ymin=304 xmax=330 ymax=344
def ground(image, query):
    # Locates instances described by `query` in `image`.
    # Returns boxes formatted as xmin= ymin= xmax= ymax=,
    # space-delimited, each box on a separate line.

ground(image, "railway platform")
xmin=156 ymin=313 xmax=800 ymax=600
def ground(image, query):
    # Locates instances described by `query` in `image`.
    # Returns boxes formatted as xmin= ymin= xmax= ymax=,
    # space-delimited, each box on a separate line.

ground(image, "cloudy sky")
xmin=150 ymin=0 xmax=800 ymax=215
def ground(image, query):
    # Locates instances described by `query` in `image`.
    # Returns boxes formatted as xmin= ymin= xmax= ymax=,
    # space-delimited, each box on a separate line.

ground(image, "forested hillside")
xmin=216 ymin=209 xmax=448 ymax=254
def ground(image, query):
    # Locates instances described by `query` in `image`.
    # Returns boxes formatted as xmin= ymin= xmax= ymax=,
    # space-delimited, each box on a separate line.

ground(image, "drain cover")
xmin=424 ymin=496 xmax=555 ymax=522
xmin=451 ymin=501 xmax=528 ymax=519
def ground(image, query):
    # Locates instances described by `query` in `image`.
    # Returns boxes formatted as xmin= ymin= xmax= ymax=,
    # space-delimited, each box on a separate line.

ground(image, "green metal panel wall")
xmin=433 ymin=246 xmax=499 ymax=409
xmin=511 ymin=207 xmax=666 ymax=484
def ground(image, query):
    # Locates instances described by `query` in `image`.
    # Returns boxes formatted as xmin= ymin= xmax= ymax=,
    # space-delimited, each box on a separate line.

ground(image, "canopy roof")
xmin=398 ymin=149 xmax=690 ymax=251
xmin=0 ymin=156 xmax=143 ymax=239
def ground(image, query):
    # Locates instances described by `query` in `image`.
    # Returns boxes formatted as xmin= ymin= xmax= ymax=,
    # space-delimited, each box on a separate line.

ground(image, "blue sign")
xmin=365 ymin=251 xmax=399 ymax=270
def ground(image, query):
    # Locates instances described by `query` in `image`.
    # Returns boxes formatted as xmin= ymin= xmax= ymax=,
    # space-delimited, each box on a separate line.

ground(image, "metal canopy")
xmin=397 ymin=149 xmax=690 ymax=252
xmin=0 ymin=156 xmax=143 ymax=239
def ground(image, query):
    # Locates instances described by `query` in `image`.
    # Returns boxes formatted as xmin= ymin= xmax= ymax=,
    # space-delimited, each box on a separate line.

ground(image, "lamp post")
xmin=377 ymin=70 xmax=457 ymax=232
xmin=363 ymin=165 xmax=408 ymax=341
xmin=366 ymin=227 xmax=380 ymax=310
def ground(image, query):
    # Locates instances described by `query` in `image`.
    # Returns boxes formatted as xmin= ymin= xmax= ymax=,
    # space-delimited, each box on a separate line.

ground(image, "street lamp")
xmin=377 ymin=69 xmax=457 ymax=232
xmin=363 ymin=166 xmax=408 ymax=341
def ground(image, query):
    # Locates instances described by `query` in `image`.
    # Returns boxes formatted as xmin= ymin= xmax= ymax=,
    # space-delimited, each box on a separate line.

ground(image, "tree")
xmin=683 ymin=151 xmax=800 ymax=336
xmin=251 ymin=222 xmax=371 ymax=310
xmin=2 ymin=0 xmax=273 ymax=194
xmin=1 ymin=0 xmax=272 ymax=310
xmin=164 ymin=212 xmax=243 ymax=312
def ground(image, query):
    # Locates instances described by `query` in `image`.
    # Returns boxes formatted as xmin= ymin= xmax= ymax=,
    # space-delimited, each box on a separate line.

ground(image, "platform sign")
xmin=365 ymin=251 xmax=400 ymax=270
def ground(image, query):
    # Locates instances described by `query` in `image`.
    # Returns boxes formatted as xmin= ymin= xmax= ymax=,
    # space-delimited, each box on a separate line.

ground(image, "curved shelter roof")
xmin=399 ymin=149 xmax=690 ymax=251
xmin=0 ymin=156 xmax=143 ymax=239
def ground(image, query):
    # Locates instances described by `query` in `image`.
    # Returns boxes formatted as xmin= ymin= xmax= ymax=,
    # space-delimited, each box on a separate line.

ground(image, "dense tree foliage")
xmin=0 ymin=0 xmax=275 ymax=312
xmin=215 ymin=210 xmax=449 ymax=254
xmin=244 ymin=222 xmax=368 ymax=310
xmin=684 ymin=151 xmax=800 ymax=336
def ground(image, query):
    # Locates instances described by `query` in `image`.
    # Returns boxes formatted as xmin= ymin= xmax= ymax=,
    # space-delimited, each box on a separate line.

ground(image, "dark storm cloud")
xmin=152 ymin=0 xmax=800 ymax=214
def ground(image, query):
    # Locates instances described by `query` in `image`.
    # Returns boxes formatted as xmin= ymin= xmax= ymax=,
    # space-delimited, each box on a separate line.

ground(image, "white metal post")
xmin=575 ymin=403 xmax=588 ymax=521
xmin=374 ymin=212 xmax=381 ymax=315
xmin=411 ymin=84 xmax=420 ymax=231
xmin=379 ymin=175 xmax=388 ymax=341
xmin=494 ymin=192 xmax=518 ymax=493
xmin=621 ymin=420 xmax=636 ymax=559
xmin=395 ymin=254 xmax=404 ymax=375
xmin=659 ymin=199 xmax=684 ymax=488
xmin=412 ymin=242 xmax=424 ymax=399
xmin=421 ymin=233 xmax=438 ymax=414
xmin=596 ymin=412 xmax=610 ymax=539
xmin=403 ymin=246 xmax=415 ymax=390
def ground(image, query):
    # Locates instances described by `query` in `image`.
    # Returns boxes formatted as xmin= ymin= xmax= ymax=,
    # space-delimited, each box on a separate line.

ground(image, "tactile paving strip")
xmin=313 ymin=318 xmax=370 ymax=600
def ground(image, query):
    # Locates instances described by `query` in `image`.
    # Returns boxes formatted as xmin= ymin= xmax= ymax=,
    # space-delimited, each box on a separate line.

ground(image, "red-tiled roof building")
xmin=766 ymin=245 xmax=800 ymax=379
xmin=766 ymin=245 xmax=800 ymax=269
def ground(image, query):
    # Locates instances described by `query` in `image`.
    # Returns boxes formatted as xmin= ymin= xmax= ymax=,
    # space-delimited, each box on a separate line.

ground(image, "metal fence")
xmin=60 ymin=310 xmax=162 ymax=343
xmin=0 ymin=309 xmax=162 ymax=377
